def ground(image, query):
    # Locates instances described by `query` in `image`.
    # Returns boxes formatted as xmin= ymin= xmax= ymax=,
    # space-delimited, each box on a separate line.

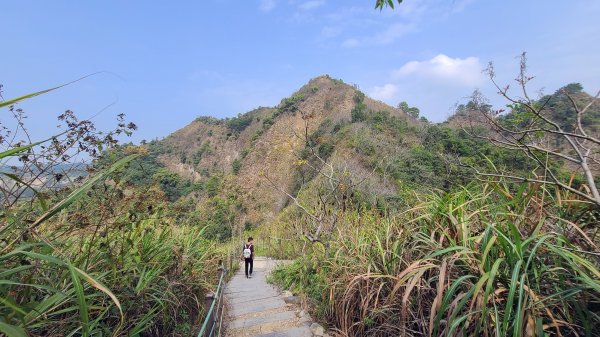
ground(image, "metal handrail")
xmin=197 ymin=265 xmax=226 ymax=337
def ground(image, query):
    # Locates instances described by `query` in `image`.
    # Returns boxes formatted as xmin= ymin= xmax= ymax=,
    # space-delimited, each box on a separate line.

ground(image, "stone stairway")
xmin=223 ymin=257 xmax=320 ymax=337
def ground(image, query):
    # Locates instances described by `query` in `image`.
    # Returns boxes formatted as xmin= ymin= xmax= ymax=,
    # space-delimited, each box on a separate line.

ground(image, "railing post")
xmin=267 ymin=236 xmax=271 ymax=258
xmin=197 ymin=259 xmax=228 ymax=337
xmin=203 ymin=292 xmax=215 ymax=337
xmin=215 ymin=264 xmax=225 ymax=336
xmin=278 ymin=238 xmax=282 ymax=259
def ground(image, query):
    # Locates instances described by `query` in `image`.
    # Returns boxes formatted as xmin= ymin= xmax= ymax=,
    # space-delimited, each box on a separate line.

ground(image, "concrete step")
xmin=228 ymin=310 xmax=297 ymax=330
xmin=253 ymin=326 xmax=313 ymax=337
xmin=223 ymin=259 xmax=316 ymax=337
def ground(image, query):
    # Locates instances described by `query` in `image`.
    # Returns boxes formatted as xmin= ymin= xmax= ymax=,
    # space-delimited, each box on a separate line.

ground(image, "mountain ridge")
xmin=112 ymin=75 xmax=600 ymax=240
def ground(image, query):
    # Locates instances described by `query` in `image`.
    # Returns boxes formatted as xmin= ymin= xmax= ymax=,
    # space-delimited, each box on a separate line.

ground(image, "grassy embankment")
xmin=269 ymin=182 xmax=600 ymax=336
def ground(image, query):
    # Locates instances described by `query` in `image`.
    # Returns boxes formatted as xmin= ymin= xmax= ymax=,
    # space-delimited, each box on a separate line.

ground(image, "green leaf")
xmin=502 ymin=260 xmax=522 ymax=334
xmin=0 ymin=140 xmax=45 ymax=159
xmin=23 ymin=293 xmax=68 ymax=324
xmin=0 ymin=130 xmax=71 ymax=160
xmin=9 ymin=246 xmax=124 ymax=325
xmin=0 ymin=321 xmax=28 ymax=337
xmin=68 ymin=265 xmax=89 ymax=337
xmin=0 ymin=74 xmax=98 ymax=108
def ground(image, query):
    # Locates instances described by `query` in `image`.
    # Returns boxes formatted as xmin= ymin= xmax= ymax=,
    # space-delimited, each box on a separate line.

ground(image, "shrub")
xmin=262 ymin=116 xmax=275 ymax=129
xmin=353 ymin=91 xmax=365 ymax=104
xmin=351 ymin=102 xmax=367 ymax=122
xmin=279 ymin=93 xmax=306 ymax=114
xmin=226 ymin=113 xmax=253 ymax=133
xmin=251 ymin=129 xmax=263 ymax=142
xmin=232 ymin=158 xmax=241 ymax=175
xmin=205 ymin=175 xmax=222 ymax=197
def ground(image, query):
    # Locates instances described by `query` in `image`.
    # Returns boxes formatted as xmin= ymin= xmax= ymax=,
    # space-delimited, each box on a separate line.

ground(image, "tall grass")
xmin=1 ymin=125 xmax=220 ymax=335
xmin=271 ymin=183 xmax=600 ymax=336
xmin=1 ymin=169 xmax=221 ymax=336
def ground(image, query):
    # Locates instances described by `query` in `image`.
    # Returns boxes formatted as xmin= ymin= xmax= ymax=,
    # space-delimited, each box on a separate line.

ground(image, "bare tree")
xmin=464 ymin=53 xmax=600 ymax=206
xmin=0 ymin=97 xmax=137 ymax=209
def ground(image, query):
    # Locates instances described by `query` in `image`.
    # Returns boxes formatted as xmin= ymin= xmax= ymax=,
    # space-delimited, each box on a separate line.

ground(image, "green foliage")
xmin=499 ymin=83 xmax=600 ymax=134
xmin=232 ymin=158 xmax=241 ymax=175
xmin=200 ymin=197 xmax=234 ymax=241
xmin=240 ymin=148 xmax=250 ymax=159
xmin=1 ymin=152 xmax=220 ymax=336
xmin=351 ymin=102 xmax=367 ymax=122
xmin=353 ymin=90 xmax=365 ymax=104
xmin=397 ymin=101 xmax=420 ymax=118
xmin=0 ymin=74 xmax=95 ymax=108
xmin=279 ymin=93 xmax=306 ymax=114
xmin=226 ymin=113 xmax=254 ymax=134
xmin=325 ymin=75 xmax=345 ymax=86
xmin=318 ymin=142 xmax=334 ymax=159
xmin=250 ymin=129 xmax=263 ymax=142
xmin=375 ymin=0 xmax=403 ymax=10
xmin=152 ymin=168 xmax=201 ymax=201
xmin=262 ymin=116 xmax=275 ymax=129
xmin=97 ymin=143 xmax=206 ymax=202
xmin=194 ymin=116 xmax=223 ymax=125
xmin=0 ymin=84 xmax=228 ymax=337
xmin=270 ymin=258 xmax=330 ymax=317
xmin=351 ymin=90 xmax=368 ymax=122
xmin=205 ymin=175 xmax=222 ymax=198
xmin=192 ymin=141 xmax=212 ymax=166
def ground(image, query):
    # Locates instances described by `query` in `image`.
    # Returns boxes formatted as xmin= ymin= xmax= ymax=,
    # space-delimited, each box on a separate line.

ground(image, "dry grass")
xmin=270 ymin=182 xmax=600 ymax=336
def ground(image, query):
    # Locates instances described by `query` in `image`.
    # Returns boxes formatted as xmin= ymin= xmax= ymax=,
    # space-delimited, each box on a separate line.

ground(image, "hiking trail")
xmin=223 ymin=257 xmax=324 ymax=337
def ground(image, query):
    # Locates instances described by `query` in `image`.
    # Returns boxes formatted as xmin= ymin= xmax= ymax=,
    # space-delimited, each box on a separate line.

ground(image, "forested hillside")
xmin=106 ymin=76 xmax=599 ymax=243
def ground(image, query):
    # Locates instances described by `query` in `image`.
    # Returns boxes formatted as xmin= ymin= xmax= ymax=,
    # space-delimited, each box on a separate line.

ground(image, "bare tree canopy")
xmin=464 ymin=53 xmax=600 ymax=206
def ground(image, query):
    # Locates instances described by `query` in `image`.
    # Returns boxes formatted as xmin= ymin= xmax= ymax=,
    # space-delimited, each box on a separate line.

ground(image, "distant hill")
xmin=0 ymin=163 xmax=88 ymax=199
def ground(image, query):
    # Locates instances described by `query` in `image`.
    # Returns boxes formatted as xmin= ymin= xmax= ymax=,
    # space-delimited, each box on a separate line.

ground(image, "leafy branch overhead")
xmin=375 ymin=0 xmax=403 ymax=10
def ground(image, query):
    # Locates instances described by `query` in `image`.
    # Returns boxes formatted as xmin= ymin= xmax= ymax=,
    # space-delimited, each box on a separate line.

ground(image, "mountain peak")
xmin=152 ymin=75 xmax=412 ymax=224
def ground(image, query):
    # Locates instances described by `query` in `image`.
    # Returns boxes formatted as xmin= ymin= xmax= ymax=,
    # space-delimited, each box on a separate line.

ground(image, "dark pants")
xmin=244 ymin=258 xmax=253 ymax=276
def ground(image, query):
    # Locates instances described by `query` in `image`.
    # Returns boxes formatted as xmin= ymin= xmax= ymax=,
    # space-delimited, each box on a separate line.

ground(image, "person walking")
xmin=241 ymin=237 xmax=254 ymax=279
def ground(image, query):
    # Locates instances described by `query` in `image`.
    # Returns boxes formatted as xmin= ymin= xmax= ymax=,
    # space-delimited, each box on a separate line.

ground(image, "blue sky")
xmin=2 ymin=0 xmax=600 ymax=143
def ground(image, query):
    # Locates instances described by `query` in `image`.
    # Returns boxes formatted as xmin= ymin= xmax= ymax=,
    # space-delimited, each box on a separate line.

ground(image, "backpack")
xmin=243 ymin=244 xmax=252 ymax=259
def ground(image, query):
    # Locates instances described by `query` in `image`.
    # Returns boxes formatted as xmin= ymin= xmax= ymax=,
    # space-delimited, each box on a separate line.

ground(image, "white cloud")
xmin=449 ymin=0 xmax=476 ymax=14
xmin=341 ymin=38 xmax=359 ymax=48
xmin=320 ymin=25 xmax=342 ymax=39
xmin=317 ymin=1 xmax=477 ymax=49
xmin=259 ymin=0 xmax=277 ymax=12
xmin=373 ymin=23 xmax=416 ymax=45
xmin=396 ymin=1 xmax=429 ymax=17
xmin=338 ymin=23 xmax=415 ymax=48
xmin=369 ymin=84 xmax=399 ymax=101
xmin=392 ymin=54 xmax=484 ymax=86
xmin=298 ymin=0 xmax=325 ymax=11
